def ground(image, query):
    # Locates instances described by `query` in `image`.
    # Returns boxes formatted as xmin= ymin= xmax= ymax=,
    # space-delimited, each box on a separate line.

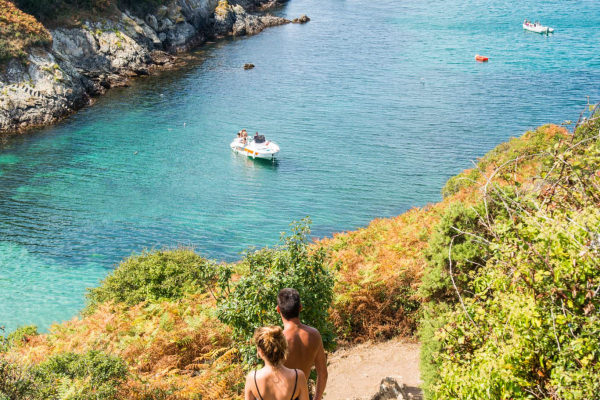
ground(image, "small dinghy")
xmin=230 ymin=131 xmax=280 ymax=160
xmin=523 ymin=20 xmax=554 ymax=34
xmin=475 ymin=54 xmax=489 ymax=62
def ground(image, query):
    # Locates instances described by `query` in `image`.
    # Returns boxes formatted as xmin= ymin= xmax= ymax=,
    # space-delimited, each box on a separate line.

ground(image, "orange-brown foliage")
xmin=322 ymin=205 xmax=444 ymax=342
xmin=0 ymin=0 xmax=51 ymax=61
xmin=4 ymin=294 xmax=245 ymax=400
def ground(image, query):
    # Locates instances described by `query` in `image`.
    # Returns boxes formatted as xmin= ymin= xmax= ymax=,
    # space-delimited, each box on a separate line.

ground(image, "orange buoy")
xmin=475 ymin=54 xmax=489 ymax=62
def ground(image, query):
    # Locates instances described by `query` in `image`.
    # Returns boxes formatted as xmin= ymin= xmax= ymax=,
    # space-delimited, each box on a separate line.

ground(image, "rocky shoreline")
xmin=0 ymin=0 xmax=308 ymax=136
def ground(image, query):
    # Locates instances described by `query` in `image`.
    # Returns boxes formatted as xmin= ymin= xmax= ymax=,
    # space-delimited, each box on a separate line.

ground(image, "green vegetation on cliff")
xmin=0 ymin=0 xmax=50 ymax=62
xmin=0 ymin=0 xmax=165 ymax=65
xmin=13 ymin=0 xmax=164 ymax=22
xmin=420 ymin=110 xmax=600 ymax=398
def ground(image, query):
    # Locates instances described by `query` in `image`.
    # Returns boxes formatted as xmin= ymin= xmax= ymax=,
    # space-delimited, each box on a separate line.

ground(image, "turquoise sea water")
xmin=1 ymin=0 xmax=599 ymax=332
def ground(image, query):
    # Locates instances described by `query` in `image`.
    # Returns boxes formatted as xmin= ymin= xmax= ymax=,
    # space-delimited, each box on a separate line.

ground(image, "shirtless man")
xmin=277 ymin=288 xmax=328 ymax=400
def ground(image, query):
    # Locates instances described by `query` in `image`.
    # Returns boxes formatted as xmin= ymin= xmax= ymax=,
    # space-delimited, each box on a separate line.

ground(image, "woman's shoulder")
xmin=293 ymin=368 xmax=307 ymax=383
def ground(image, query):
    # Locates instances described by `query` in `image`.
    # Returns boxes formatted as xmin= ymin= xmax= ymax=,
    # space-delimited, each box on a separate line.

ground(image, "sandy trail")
xmin=323 ymin=338 xmax=423 ymax=400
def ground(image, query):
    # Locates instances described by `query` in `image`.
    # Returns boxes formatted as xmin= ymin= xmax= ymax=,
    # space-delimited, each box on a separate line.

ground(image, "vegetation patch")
xmin=420 ymin=108 xmax=600 ymax=398
xmin=0 ymin=0 xmax=51 ymax=63
xmin=322 ymin=207 xmax=438 ymax=342
xmin=1 ymin=220 xmax=334 ymax=399
xmin=85 ymin=248 xmax=229 ymax=311
xmin=215 ymin=0 xmax=231 ymax=17
xmin=218 ymin=219 xmax=335 ymax=362
xmin=0 ymin=350 xmax=128 ymax=400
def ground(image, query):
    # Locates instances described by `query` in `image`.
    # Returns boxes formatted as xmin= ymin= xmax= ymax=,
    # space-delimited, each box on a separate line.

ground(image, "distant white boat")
xmin=523 ymin=20 xmax=554 ymax=34
xmin=230 ymin=133 xmax=280 ymax=160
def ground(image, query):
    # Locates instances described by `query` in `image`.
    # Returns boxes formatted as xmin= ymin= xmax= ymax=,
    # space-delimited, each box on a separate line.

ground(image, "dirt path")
xmin=323 ymin=338 xmax=423 ymax=400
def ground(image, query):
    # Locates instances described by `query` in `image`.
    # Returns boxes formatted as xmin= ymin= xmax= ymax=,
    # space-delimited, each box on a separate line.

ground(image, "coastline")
xmin=0 ymin=0 xmax=307 ymax=137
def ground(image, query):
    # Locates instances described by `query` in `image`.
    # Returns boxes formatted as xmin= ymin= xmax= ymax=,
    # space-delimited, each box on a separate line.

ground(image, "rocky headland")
xmin=0 ymin=0 xmax=307 ymax=135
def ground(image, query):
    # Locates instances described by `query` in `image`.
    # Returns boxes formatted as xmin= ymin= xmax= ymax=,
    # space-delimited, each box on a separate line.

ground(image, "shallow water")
xmin=1 ymin=0 xmax=599 ymax=332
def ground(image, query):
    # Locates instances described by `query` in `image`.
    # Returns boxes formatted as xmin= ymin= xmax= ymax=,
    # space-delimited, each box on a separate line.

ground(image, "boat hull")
xmin=523 ymin=23 xmax=553 ymax=34
xmin=230 ymin=138 xmax=280 ymax=160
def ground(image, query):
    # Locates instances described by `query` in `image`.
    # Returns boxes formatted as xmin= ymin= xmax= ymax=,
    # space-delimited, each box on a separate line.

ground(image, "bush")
xmin=86 ymin=249 xmax=231 ymax=311
xmin=0 ymin=351 xmax=127 ymax=400
xmin=217 ymin=218 xmax=336 ymax=363
xmin=5 ymin=325 xmax=38 ymax=348
xmin=0 ymin=0 xmax=51 ymax=63
xmin=421 ymin=108 xmax=600 ymax=398
xmin=0 ymin=360 xmax=37 ymax=400
xmin=419 ymin=201 xmax=491 ymax=303
xmin=13 ymin=0 xmax=165 ymax=22
xmin=34 ymin=350 xmax=128 ymax=399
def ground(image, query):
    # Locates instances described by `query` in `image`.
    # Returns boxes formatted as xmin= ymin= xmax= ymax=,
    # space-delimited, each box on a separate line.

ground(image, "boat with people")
xmin=523 ymin=20 xmax=554 ymax=34
xmin=230 ymin=129 xmax=280 ymax=160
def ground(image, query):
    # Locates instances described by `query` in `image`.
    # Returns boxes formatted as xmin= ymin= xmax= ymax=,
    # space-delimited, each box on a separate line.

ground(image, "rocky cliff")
xmin=0 ymin=0 xmax=300 ymax=135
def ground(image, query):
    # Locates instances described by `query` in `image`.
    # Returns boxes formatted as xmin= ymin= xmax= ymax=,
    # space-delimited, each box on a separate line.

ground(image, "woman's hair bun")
xmin=253 ymin=326 xmax=288 ymax=365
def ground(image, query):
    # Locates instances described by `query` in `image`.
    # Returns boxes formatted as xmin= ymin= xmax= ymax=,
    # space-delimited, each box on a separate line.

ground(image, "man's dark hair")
xmin=277 ymin=288 xmax=301 ymax=320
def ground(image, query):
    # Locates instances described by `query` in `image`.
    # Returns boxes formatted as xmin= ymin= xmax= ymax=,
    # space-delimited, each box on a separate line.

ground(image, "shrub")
xmin=33 ymin=350 xmax=128 ymax=399
xmin=0 ymin=0 xmax=51 ymax=63
xmin=117 ymin=0 xmax=166 ymax=16
xmin=441 ymin=124 xmax=568 ymax=198
xmin=5 ymin=325 xmax=38 ymax=348
xmin=0 ymin=359 xmax=37 ymax=400
xmin=0 ymin=351 xmax=127 ymax=400
xmin=419 ymin=201 xmax=491 ymax=303
xmin=14 ymin=0 xmax=112 ymax=20
xmin=217 ymin=218 xmax=336 ymax=363
xmin=85 ymin=249 xmax=231 ymax=311
xmin=421 ymin=107 xmax=600 ymax=398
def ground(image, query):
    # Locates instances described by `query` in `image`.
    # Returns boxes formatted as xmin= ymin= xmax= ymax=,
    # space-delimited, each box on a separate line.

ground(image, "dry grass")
xmin=215 ymin=0 xmax=231 ymax=17
xmin=4 ymin=294 xmax=245 ymax=399
xmin=322 ymin=204 xmax=447 ymax=342
xmin=0 ymin=0 xmax=51 ymax=62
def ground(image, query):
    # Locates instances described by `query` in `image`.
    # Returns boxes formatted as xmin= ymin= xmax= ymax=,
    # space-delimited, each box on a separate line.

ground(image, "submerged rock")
xmin=292 ymin=14 xmax=310 ymax=23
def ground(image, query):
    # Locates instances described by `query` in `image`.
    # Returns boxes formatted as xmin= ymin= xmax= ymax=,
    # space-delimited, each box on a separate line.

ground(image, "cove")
xmin=0 ymin=0 xmax=599 ymax=332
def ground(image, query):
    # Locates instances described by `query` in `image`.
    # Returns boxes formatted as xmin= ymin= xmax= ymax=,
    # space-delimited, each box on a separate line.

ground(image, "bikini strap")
xmin=254 ymin=370 xmax=264 ymax=400
xmin=290 ymin=369 xmax=298 ymax=400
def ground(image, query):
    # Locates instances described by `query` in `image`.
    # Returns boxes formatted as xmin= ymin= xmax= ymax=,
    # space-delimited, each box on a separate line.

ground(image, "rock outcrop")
xmin=356 ymin=377 xmax=413 ymax=400
xmin=0 ymin=0 xmax=296 ymax=134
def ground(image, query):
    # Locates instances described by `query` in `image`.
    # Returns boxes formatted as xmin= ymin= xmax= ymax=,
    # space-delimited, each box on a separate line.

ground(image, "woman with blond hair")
xmin=245 ymin=326 xmax=310 ymax=400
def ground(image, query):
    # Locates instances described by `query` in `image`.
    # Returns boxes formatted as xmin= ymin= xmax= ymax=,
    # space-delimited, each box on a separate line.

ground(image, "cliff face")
xmin=0 ymin=0 xmax=291 ymax=135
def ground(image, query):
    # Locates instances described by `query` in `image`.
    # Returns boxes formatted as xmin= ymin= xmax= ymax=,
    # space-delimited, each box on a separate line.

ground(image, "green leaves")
xmin=217 ymin=218 xmax=336 ymax=364
xmin=421 ymin=109 xmax=600 ymax=399
xmin=85 ymin=249 xmax=231 ymax=311
xmin=0 ymin=351 xmax=128 ymax=400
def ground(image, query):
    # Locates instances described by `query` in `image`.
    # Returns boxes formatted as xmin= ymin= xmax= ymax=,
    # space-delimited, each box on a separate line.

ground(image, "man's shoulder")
xmin=300 ymin=323 xmax=322 ymax=340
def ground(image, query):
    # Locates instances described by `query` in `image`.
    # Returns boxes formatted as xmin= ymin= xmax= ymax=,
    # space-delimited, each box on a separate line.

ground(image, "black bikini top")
xmin=254 ymin=368 xmax=298 ymax=400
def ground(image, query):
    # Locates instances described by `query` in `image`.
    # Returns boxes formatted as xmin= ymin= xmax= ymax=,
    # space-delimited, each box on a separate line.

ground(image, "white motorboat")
xmin=230 ymin=134 xmax=280 ymax=160
xmin=523 ymin=21 xmax=554 ymax=34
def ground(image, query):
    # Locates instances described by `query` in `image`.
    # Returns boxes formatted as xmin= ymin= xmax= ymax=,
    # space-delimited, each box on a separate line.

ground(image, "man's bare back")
xmin=282 ymin=320 xmax=327 ymax=400
xmin=283 ymin=321 xmax=321 ymax=377
xmin=277 ymin=288 xmax=328 ymax=400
